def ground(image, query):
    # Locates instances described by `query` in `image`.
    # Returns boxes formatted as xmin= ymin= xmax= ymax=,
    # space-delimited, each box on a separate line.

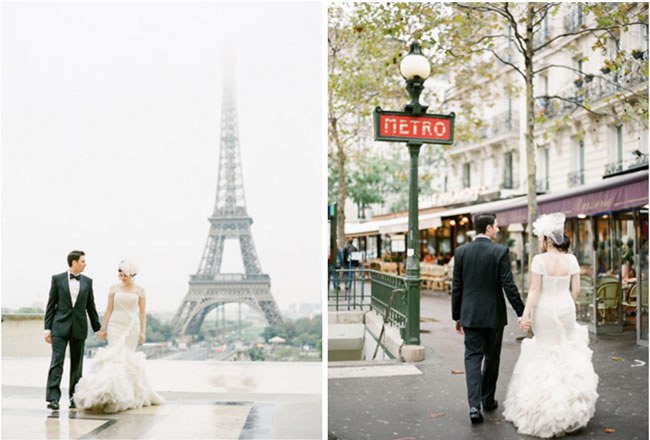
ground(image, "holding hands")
xmin=517 ymin=317 xmax=531 ymax=330
xmin=96 ymin=330 xmax=107 ymax=341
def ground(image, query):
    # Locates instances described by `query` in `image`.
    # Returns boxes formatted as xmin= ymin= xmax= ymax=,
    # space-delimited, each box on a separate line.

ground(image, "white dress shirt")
xmin=68 ymin=271 xmax=81 ymax=306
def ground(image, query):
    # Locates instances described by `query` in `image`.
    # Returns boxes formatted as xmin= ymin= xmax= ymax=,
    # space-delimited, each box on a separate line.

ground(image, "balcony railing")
xmin=564 ymin=11 xmax=584 ymax=33
xmin=544 ymin=60 xmax=647 ymax=119
xmin=536 ymin=178 xmax=550 ymax=192
xmin=568 ymin=170 xmax=585 ymax=187
xmin=604 ymin=154 xmax=649 ymax=177
xmin=456 ymin=111 xmax=519 ymax=148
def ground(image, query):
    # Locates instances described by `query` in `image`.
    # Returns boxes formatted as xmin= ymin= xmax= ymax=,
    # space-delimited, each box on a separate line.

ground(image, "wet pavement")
xmin=2 ymin=359 xmax=321 ymax=439
xmin=329 ymin=291 xmax=649 ymax=440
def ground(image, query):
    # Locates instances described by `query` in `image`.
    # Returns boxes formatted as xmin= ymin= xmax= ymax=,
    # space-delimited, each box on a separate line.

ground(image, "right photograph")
xmin=327 ymin=3 xmax=648 ymax=439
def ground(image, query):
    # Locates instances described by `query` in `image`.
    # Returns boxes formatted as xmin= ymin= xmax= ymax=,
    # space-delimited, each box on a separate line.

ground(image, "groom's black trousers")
xmin=46 ymin=336 xmax=85 ymax=403
xmin=463 ymin=326 xmax=504 ymax=409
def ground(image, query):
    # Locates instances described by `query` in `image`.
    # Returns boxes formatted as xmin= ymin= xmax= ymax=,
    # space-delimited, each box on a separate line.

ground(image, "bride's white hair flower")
xmin=532 ymin=212 xmax=566 ymax=245
xmin=118 ymin=260 xmax=138 ymax=277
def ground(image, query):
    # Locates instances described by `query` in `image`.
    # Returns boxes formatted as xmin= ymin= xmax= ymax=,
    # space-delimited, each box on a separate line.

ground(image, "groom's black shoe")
xmin=469 ymin=407 xmax=484 ymax=424
xmin=483 ymin=400 xmax=498 ymax=411
xmin=47 ymin=401 xmax=59 ymax=410
xmin=69 ymin=400 xmax=76 ymax=409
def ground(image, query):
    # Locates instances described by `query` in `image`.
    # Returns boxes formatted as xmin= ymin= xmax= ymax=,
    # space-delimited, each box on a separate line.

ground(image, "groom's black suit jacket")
xmin=451 ymin=237 xmax=525 ymax=328
xmin=44 ymin=272 xmax=102 ymax=340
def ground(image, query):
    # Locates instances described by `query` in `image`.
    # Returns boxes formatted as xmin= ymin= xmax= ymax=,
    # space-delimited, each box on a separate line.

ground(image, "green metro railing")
xmin=328 ymin=268 xmax=415 ymax=339
xmin=368 ymin=270 xmax=408 ymax=331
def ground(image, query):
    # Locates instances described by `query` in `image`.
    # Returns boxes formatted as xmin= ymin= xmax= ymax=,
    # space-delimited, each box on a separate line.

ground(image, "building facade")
xmin=344 ymin=3 xmax=649 ymax=344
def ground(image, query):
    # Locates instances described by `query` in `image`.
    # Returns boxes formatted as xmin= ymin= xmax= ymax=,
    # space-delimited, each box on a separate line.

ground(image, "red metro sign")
xmin=373 ymin=107 xmax=455 ymax=145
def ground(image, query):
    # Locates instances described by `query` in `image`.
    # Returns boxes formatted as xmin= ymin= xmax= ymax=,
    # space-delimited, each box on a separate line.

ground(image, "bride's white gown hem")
xmin=73 ymin=291 xmax=164 ymax=413
xmin=503 ymin=254 xmax=599 ymax=438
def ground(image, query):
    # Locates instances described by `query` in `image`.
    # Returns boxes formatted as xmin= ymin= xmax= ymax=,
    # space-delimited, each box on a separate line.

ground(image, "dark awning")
xmin=494 ymin=170 xmax=649 ymax=225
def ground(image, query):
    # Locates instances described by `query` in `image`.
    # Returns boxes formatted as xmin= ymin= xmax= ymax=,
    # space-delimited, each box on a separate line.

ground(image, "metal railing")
xmin=545 ymin=61 xmax=648 ymax=119
xmin=536 ymin=177 xmax=549 ymax=192
xmin=604 ymin=155 xmax=649 ymax=177
xmin=368 ymin=270 xmax=408 ymax=330
xmin=568 ymin=170 xmax=585 ymax=187
xmin=328 ymin=268 xmax=369 ymax=311
xmin=328 ymin=268 xmax=408 ymax=330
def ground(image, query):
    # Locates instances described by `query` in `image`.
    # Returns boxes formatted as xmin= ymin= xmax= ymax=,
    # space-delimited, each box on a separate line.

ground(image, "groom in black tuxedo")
xmin=451 ymin=213 xmax=526 ymax=424
xmin=44 ymin=250 xmax=104 ymax=410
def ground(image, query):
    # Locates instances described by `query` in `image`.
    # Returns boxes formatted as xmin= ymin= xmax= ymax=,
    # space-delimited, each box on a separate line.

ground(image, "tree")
xmin=146 ymin=314 xmax=173 ymax=342
xmin=346 ymin=2 xmax=648 ymax=269
xmin=347 ymin=152 xmax=389 ymax=219
xmin=448 ymin=2 xmax=648 ymax=266
xmin=328 ymin=5 xmax=405 ymax=246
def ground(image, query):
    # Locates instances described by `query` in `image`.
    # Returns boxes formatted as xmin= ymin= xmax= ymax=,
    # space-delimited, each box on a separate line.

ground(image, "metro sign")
xmin=373 ymin=107 xmax=455 ymax=145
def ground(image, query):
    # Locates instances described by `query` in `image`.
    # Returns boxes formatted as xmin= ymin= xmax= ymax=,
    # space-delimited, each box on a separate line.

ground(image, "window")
xmin=462 ymin=163 xmax=471 ymax=188
xmin=640 ymin=130 xmax=648 ymax=154
xmin=503 ymin=152 xmax=513 ymax=189
xmin=570 ymin=139 xmax=585 ymax=186
xmin=577 ymin=139 xmax=585 ymax=181
xmin=483 ymin=157 xmax=495 ymax=188
xmin=537 ymin=146 xmax=549 ymax=191
xmin=606 ymin=125 xmax=625 ymax=175
xmin=610 ymin=125 xmax=624 ymax=165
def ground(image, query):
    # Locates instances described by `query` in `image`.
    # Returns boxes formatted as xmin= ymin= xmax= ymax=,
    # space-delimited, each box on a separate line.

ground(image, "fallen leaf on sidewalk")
xmin=604 ymin=427 xmax=616 ymax=433
xmin=429 ymin=412 xmax=445 ymax=419
xmin=451 ymin=369 xmax=465 ymax=374
xmin=611 ymin=356 xmax=624 ymax=361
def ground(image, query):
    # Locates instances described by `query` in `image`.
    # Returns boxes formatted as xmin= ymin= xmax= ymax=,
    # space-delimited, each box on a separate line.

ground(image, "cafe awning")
xmin=344 ymin=169 xmax=648 ymax=235
xmin=493 ymin=169 xmax=648 ymax=224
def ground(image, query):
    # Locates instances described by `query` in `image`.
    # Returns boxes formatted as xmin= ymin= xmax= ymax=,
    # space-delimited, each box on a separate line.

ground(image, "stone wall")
xmin=2 ymin=314 xmax=50 ymax=357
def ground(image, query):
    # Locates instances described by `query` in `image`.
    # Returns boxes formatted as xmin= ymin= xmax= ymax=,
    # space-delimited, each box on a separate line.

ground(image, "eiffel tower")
xmin=172 ymin=80 xmax=283 ymax=336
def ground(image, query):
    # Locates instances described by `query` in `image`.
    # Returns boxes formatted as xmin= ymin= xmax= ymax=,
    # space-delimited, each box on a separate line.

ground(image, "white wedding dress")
xmin=503 ymin=254 xmax=598 ymax=438
xmin=74 ymin=290 xmax=164 ymax=413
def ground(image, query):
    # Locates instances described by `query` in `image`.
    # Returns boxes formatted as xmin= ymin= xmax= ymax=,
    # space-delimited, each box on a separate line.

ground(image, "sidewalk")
xmin=329 ymin=291 xmax=649 ymax=440
xmin=2 ymin=359 xmax=321 ymax=439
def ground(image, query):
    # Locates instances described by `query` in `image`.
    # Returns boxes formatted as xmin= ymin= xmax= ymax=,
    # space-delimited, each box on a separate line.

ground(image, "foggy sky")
xmin=2 ymin=1 xmax=323 ymax=314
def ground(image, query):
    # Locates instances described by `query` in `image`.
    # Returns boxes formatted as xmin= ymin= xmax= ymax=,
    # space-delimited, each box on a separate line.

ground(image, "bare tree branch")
xmin=502 ymin=2 xmax=528 ymax=57
xmin=535 ymin=22 xmax=648 ymax=53
xmin=486 ymin=48 xmax=526 ymax=79
xmin=533 ymin=63 xmax=585 ymax=75
xmin=533 ymin=64 xmax=649 ymax=99
xmin=532 ymin=3 xmax=559 ymax=29
xmin=543 ymin=94 xmax=609 ymax=116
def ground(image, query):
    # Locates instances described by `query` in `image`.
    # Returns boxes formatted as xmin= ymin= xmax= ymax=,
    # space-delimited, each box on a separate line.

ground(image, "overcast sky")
xmin=2 ymin=1 xmax=324 ymax=314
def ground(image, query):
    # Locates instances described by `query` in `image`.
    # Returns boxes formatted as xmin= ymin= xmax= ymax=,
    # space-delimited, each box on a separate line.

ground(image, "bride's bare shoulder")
xmin=135 ymin=285 xmax=146 ymax=297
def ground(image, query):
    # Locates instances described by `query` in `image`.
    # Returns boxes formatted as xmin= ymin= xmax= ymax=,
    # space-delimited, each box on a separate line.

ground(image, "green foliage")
xmin=146 ymin=313 xmax=173 ymax=343
xmin=248 ymin=346 xmax=265 ymax=361
xmin=263 ymin=315 xmax=322 ymax=348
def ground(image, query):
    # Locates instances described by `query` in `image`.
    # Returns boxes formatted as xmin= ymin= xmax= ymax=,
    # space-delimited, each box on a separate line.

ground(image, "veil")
xmin=532 ymin=212 xmax=566 ymax=245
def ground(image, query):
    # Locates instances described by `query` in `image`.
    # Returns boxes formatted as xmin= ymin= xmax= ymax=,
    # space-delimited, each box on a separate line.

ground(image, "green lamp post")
xmin=400 ymin=42 xmax=431 ymax=345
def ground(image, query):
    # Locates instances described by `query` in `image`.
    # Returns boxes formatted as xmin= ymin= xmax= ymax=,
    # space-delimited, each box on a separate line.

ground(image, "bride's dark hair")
xmin=547 ymin=234 xmax=570 ymax=253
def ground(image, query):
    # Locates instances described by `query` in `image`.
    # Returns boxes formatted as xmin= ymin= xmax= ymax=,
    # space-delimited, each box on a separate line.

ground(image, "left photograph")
xmin=1 ymin=2 xmax=323 ymax=439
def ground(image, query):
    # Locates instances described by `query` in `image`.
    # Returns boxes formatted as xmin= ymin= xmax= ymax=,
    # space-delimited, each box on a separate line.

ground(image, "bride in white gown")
xmin=74 ymin=260 xmax=164 ymax=413
xmin=503 ymin=213 xmax=598 ymax=438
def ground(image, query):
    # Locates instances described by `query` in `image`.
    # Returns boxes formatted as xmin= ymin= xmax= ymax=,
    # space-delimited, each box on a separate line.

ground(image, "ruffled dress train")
xmin=73 ymin=291 xmax=164 ymax=413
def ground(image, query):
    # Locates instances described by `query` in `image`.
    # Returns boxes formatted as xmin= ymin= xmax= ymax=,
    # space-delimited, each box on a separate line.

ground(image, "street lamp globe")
xmin=400 ymin=42 xmax=431 ymax=80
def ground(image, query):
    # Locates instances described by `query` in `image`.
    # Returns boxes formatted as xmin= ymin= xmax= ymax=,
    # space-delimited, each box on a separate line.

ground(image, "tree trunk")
xmin=525 ymin=4 xmax=538 ymax=288
xmin=331 ymin=118 xmax=347 ymax=250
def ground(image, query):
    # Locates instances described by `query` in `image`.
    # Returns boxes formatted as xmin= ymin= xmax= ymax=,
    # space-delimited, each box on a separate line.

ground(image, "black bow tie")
xmin=69 ymin=274 xmax=81 ymax=281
